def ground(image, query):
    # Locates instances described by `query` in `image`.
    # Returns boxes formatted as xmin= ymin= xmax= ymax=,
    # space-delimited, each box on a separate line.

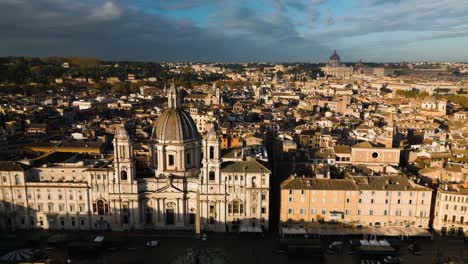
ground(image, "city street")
xmin=3 ymin=231 xmax=467 ymax=263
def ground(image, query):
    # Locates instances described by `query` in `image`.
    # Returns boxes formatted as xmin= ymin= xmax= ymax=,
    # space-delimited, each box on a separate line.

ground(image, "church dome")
xmin=153 ymin=108 xmax=200 ymax=142
xmin=329 ymin=50 xmax=340 ymax=61
xmin=152 ymin=81 xmax=200 ymax=142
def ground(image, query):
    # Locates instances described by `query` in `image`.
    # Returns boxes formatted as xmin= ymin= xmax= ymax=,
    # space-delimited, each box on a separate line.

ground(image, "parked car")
xmin=146 ymin=240 xmax=159 ymax=247
xmin=146 ymin=241 xmax=159 ymax=247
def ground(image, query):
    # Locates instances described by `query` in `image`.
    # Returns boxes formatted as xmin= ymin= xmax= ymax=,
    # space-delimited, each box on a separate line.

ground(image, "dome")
xmin=152 ymin=80 xmax=200 ymax=142
xmin=329 ymin=50 xmax=340 ymax=61
xmin=153 ymin=108 xmax=200 ymax=142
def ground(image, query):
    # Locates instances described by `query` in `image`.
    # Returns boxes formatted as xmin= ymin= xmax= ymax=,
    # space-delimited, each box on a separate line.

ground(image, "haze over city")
xmin=1 ymin=0 xmax=468 ymax=62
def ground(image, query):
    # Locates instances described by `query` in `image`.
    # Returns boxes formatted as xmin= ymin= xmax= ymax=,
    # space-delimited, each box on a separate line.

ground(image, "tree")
xmin=95 ymin=82 xmax=111 ymax=93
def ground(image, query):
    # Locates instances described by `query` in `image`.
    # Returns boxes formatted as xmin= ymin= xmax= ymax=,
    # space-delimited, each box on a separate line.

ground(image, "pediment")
xmin=155 ymin=184 xmax=184 ymax=193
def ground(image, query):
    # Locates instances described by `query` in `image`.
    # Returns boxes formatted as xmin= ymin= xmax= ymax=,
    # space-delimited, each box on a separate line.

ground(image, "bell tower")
xmin=113 ymin=124 xmax=135 ymax=183
xmin=202 ymin=125 xmax=221 ymax=184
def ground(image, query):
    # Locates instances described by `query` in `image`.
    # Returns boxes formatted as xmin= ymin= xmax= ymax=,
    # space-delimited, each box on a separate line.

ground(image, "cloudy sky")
xmin=0 ymin=0 xmax=467 ymax=62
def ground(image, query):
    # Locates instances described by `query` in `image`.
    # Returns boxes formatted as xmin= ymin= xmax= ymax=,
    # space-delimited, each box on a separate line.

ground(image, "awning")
xmin=239 ymin=226 xmax=262 ymax=233
xmin=281 ymin=227 xmax=307 ymax=235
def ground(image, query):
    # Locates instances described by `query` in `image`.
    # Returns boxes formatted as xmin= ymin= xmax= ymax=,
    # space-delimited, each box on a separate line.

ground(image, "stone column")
xmin=156 ymin=199 xmax=160 ymax=223
xmin=195 ymin=192 xmax=200 ymax=236
xmin=177 ymin=198 xmax=180 ymax=223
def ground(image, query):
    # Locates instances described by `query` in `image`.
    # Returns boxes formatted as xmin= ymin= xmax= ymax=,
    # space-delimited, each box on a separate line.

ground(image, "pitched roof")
xmin=0 ymin=161 xmax=30 ymax=171
xmin=281 ymin=177 xmax=358 ymax=190
xmin=352 ymin=141 xmax=386 ymax=149
xmin=221 ymin=159 xmax=271 ymax=174
xmin=333 ymin=145 xmax=351 ymax=154
xmin=355 ymin=175 xmax=430 ymax=191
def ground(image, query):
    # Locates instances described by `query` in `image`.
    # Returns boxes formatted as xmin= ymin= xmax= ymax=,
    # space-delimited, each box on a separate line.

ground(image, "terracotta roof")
xmin=281 ymin=177 xmax=357 ymax=190
xmin=356 ymin=175 xmax=430 ymax=191
xmin=221 ymin=159 xmax=271 ymax=174
xmin=333 ymin=145 xmax=351 ymax=154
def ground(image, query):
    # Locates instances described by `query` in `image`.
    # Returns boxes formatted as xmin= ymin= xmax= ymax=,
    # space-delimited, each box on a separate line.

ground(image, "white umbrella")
xmin=0 ymin=248 xmax=34 ymax=263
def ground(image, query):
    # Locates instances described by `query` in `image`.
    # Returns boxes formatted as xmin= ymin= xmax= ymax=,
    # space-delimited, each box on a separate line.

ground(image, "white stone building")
xmin=0 ymin=83 xmax=271 ymax=233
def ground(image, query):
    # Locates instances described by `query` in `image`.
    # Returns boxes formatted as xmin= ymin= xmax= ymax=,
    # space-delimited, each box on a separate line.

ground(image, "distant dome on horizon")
xmin=329 ymin=50 xmax=341 ymax=61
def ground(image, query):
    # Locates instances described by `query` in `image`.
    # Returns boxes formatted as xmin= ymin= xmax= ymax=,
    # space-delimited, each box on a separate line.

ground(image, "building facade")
xmin=0 ymin=83 xmax=271 ymax=233
xmin=280 ymin=175 xmax=432 ymax=229
xmin=433 ymin=185 xmax=468 ymax=236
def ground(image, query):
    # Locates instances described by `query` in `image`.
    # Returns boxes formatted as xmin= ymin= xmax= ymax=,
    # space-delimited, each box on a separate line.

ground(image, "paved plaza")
xmin=2 ymin=231 xmax=467 ymax=264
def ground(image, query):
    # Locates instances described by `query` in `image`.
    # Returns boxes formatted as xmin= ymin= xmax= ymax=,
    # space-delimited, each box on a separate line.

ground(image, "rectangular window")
xmin=15 ymin=175 xmax=21 ymax=185
xmin=168 ymin=155 xmax=174 ymax=166
xmin=288 ymin=197 xmax=293 ymax=203
xmin=209 ymin=146 xmax=214 ymax=159
xmin=261 ymin=207 xmax=266 ymax=214
xmin=288 ymin=208 xmax=293 ymax=214
xmin=321 ymin=209 xmax=326 ymax=215
xmin=299 ymin=208 xmax=304 ymax=214
xmin=384 ymin=210 xmax=388 ymax=216
xmin=369 ymin=210 xmax=374 ymax=216
xmin=186 ymin=152 xmax=191 ymax=165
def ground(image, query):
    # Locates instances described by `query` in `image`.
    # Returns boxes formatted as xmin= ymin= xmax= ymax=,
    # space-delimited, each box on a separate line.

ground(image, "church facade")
xmin=321 ymin=50 xmax=354 ymax=78
xmin=0 ymin=83 xmax=271 ymax=233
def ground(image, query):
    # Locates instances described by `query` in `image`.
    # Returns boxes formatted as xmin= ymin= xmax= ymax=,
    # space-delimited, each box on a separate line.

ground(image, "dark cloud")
xmin=0 ymin=0 xmax=329 ymax=62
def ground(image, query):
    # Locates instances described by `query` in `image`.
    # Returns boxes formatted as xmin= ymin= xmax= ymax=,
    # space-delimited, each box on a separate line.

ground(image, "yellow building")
xmin=280 ymin=175 xmax=432 ymax=229
xmin=433 ymin=184 xmax=468 ymax=236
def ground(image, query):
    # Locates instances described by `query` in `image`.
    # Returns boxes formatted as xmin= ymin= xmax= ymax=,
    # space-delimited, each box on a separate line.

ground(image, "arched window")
xmin=93 ymin=200 xmax=109 ymax=215
xmin=209 ymin=171 xmax=215 ymax=181
xmin=232 ymin=201 xmax=239 ymax=214
xmin=121 ymin=170 xmax=128 ymax=181
xmin=252 ymin=176 xmax=257 ymax=188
